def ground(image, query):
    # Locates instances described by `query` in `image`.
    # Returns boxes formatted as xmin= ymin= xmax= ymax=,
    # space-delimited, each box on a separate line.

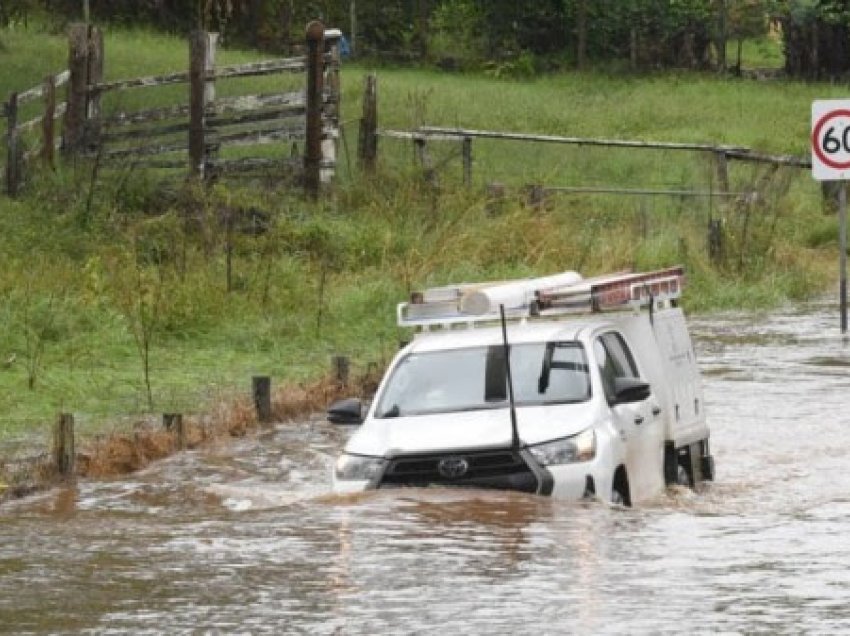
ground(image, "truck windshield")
xmin=375 ymin=342 xmax=590 ymax=418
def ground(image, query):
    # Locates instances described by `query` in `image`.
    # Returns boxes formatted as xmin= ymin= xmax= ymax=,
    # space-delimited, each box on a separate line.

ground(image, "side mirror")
xmin=613 ymin=377 xmax=651 ymax=404
xmin=327 ymin=398 xmax=363 ymax=425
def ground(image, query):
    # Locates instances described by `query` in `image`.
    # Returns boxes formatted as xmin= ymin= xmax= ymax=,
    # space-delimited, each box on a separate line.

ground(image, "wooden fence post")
xmin=42 ymin=75 xmax=56 ymax=169
xmin=305 ymin=21 xmax=325 ymax=199
xmin=822 ymin=181 xmax=841 ymax=216
xmin=5 ymin=92 xmax=20 ymax=196
xmin=414 ymin=137 xmax=438 ymax=188
xmin=333 ymin=355 xmax=350 ymax=387
xmin=322 ymin=29 xmax=341 ymax=184
xmin=485 ymin=182 xmax=505 ymax=216
xmin=525 ymin=183 xmax=546 ymax=210
xmin=189 ymin=30 xmax=217 ymax=180
xmin=205 ymin=33 xmax=218 ymax=176
xmin=84 ymin=26 xmax=103 ymax=152
xmin=708 ymin=218 xmax=724 ymax=265
xmin=53 ymin=413 xmax=75 ymax=478
xmin=252 ymin=376 xmax=272 ymax=423
xmin=358 ymin=73 xmax=377 ymax=172
xmin=714 ymin=151 xmax=729 ymax=194
xmin=164 ymin=413 xmax=186 ymax=450
xmin=462 ymin=136 xmax=472 ymax=187
xmin=64 ymin=23 xmax=89 ymax=156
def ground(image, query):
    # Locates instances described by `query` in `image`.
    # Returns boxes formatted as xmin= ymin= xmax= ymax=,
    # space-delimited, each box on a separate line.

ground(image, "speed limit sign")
xmin=813 ymin=99 xmax=850 ymax=333
xmin=812 ymin=100 xmax=850 ymax=180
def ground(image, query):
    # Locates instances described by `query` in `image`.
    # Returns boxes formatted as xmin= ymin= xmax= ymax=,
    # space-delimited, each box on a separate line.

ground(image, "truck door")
xmin=593 ymin=332 xmax=665 ymax=502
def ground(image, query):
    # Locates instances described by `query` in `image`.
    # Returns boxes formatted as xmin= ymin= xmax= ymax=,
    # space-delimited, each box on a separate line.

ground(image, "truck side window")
xmin=594 ymin=332 xmax=639 ymax=402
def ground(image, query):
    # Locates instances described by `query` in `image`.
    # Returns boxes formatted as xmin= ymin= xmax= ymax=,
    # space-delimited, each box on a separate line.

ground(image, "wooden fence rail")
xmin=2 ymin=21 xmax=340 ymax=198
xmin=370 ymin=120 xmax=812 ymax=199
xmin=2 ymin=68 xmax=71 ymax=195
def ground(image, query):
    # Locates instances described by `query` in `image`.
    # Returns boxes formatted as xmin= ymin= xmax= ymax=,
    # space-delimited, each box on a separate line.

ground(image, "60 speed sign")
xmin=812 ymin=100 xmax=850 ymax=181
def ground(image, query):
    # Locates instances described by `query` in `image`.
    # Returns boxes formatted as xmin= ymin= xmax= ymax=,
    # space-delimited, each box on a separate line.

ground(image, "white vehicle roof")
xmin=399 ymin=266 xmax=685 ymax=330
xmin=408 ymin=319 xmax=600 ymax=353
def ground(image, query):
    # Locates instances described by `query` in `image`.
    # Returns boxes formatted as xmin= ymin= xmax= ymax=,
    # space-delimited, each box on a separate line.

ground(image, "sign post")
xmin=812 ymin=100 xmax=850 ymax=333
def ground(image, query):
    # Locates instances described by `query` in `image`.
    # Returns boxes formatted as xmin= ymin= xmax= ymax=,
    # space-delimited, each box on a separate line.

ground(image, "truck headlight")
xmin=334 ymin=454 xmax=386 ymax=481
xmin=527 ymin=429 xmax=596 ymax=465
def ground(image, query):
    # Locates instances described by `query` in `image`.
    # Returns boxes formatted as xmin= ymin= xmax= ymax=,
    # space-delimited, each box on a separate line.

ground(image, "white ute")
xmin=328 ymin=267 xmax=714 ymax=505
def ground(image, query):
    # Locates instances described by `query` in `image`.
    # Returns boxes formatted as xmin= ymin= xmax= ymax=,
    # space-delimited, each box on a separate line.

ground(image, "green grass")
xmin=0 ymin=23 xmax=839 ymax=448
xmin=726 ymin=35 xmax=785 ymax=69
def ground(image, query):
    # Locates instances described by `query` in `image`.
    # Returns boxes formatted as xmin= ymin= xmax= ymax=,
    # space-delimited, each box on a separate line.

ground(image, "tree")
xmin=726 ymin=0 xmax=769 ymax=71
xmin=775 ymin=0 xmax=850 ymax=78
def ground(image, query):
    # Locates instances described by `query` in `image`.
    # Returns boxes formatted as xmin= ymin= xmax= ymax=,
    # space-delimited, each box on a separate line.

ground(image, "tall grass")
xmin=0 ymin=23 xmax=838 ymax=446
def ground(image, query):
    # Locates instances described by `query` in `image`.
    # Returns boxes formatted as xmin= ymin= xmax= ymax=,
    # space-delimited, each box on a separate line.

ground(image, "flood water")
xmin=1 ymin=303 xmax=849 ymax=634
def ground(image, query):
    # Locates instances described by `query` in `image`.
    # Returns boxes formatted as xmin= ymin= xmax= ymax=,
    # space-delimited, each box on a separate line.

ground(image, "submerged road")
xmin=1 ymin=302 xmax=849 ymax=633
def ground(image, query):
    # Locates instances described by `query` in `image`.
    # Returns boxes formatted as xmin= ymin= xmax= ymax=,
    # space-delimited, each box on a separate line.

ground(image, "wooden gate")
xmin=2 ymin=21 xmax=340 ymax=198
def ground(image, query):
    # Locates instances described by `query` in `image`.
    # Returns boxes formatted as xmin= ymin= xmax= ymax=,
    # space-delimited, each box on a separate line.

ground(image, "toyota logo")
xmin=437 ymin=456 xmax=469 ymax=479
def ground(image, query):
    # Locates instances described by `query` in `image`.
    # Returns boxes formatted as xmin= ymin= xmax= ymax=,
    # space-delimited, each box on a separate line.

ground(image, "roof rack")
xmin=398 ymin=266 xmax=685 ymax=329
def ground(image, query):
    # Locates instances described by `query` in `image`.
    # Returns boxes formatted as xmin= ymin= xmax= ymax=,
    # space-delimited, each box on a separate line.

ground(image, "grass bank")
xmin=0 ymin=23 xmax=840 ymax=458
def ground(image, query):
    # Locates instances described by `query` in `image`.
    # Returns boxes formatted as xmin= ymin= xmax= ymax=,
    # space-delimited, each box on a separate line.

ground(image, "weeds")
xmin=0 ymin=26 xmax=839 ymax=445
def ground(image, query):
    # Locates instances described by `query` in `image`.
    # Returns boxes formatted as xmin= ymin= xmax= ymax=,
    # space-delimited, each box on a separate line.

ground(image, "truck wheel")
xmin=611 ymin=467 xmax=631 ymax=507
xmin=676 ymin=463 xmax=691 ymax=487
xmin=611 ymin=488 xmax=626 ymax=506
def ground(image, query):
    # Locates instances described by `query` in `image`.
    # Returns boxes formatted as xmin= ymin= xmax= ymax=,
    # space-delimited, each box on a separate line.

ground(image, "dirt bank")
xmin=0 ymin=369 xmax=380 ymax=505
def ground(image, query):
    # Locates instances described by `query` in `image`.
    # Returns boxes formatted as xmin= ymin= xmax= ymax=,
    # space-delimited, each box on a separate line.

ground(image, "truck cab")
xmin=329 ymin=267 xmax=714 ymax=505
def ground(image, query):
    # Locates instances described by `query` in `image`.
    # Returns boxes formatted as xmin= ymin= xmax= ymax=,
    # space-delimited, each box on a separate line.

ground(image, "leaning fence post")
xmin=358 ymin=73 xmax=377 ymax=172
xmin=252 ymin=376 xmax=272 ymax=423
xmin=53 ymin=413 xmax=75 ymax=478
xmin=64 ymin=24 xmax=89 ymax=156
xmin=5 ymin=92 xmax=20 ymax=196
xmin=305 ymin=21 xmax=325 ymax=199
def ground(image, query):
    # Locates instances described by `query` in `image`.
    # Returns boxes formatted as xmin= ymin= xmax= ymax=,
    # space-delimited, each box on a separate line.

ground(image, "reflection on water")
xmin=1 ymin=302 xmax=850 ymax=633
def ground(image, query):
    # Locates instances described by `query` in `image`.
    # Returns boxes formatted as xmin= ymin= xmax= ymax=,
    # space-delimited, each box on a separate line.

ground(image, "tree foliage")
xmin=27 ymin=0 xmax=850 ymax=76
xmin=774 ymin=0 xmax=850 ymax=78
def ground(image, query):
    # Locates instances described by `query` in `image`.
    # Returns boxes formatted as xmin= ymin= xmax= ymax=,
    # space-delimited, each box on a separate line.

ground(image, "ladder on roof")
xmin=397 ymin=266 xmax=686 ymax=328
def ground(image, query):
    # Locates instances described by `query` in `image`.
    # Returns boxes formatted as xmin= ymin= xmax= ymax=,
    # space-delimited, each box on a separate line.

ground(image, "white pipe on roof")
xmin=459 ymin=271 xmax=582 ymax=316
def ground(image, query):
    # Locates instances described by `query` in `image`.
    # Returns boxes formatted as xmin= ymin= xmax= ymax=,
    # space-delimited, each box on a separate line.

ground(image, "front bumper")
xmin=332 ymin=444 xmax=617 ymax=500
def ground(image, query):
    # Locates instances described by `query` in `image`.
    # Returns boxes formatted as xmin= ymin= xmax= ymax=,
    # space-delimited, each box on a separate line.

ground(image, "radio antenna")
xmin=499 ymin=304 xmax=521 ymax=450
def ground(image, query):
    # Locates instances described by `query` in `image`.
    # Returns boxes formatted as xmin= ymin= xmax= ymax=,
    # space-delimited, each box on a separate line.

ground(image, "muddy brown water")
xmin=1 ymin=303 xmax=849 ymax=634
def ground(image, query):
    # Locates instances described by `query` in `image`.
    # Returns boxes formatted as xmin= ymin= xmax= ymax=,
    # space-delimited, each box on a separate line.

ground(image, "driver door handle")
xmin=652 ymin=406 xmax=662 ymax=416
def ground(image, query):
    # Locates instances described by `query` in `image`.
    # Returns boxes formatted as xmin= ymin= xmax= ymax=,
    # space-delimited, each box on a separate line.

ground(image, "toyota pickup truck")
xmin=328 ymin=267 xmax=714 ymax=506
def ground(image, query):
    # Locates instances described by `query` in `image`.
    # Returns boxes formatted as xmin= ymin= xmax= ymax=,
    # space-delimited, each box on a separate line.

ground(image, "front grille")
xmin=378 ymin=449 xmax=538 ymax=493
